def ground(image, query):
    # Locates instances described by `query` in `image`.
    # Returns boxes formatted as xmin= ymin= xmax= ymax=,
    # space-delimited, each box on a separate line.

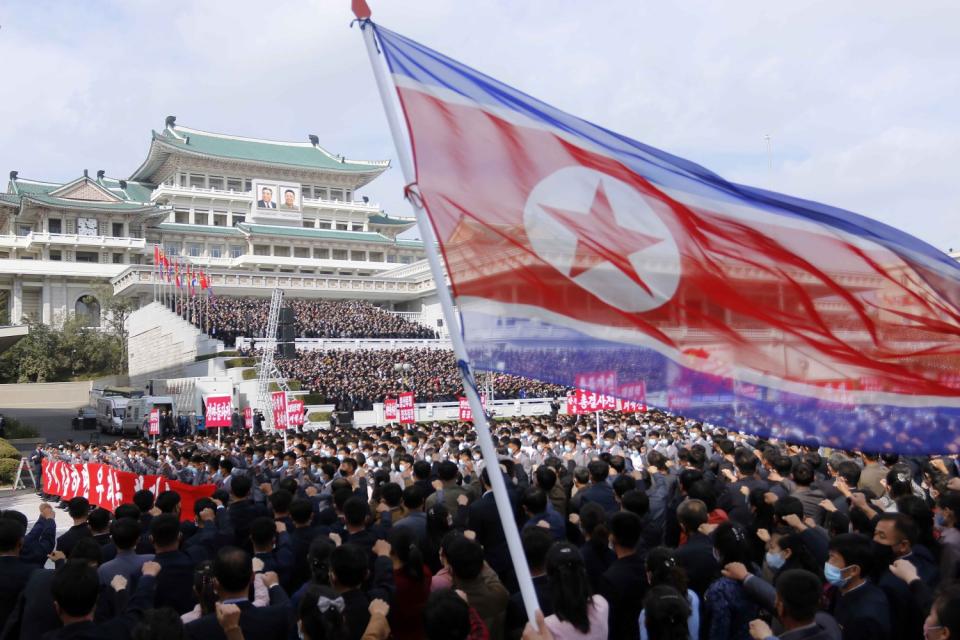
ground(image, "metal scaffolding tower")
xmin=256 ymin=288 xmax=290 ymax=429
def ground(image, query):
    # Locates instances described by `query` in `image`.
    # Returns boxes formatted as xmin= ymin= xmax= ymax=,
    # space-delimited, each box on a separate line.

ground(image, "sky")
xmin=1 ymin=1 xmax=958 ymax=248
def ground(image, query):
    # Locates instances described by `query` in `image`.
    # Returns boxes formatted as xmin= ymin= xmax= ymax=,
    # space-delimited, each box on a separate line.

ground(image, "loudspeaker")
xmin=280 ymin=323 xmax=295 ymax=343
xmin=278 ymin=342 xmax=296 ymax=359
xmin=278 ymin=307 xmax=294 ymax=325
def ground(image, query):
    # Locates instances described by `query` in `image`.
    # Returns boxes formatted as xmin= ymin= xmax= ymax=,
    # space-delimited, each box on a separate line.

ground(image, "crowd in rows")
xmin=180 ymin=297 xmax=438 ymax=347
xmin=4 ymin=408 xmax=960 ymax=640
xmin=265 ymin=347 xmax=569 ymax=409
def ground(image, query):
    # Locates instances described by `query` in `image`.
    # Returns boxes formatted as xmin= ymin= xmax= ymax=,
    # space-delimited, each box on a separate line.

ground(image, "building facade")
xmin=0 ymin=117 xmax=440 ymax=330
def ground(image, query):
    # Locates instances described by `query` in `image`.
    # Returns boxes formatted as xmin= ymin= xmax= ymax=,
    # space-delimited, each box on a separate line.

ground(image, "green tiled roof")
xmin=394 ymin=238 xmax=425 ymax=248
xmin=368 ymin=213 xmax=416 ymax=227
xmin=154 ymin=223 xmax=245 ymax=237
xmin=8 ymin=176 xmax=157 ymax=210
xmin=154 ymin=127 xmax=389 ymax=173
xmin=22 ymin=193 xmax=159 ymax=211
xmin=10 ymin=179 xmax=58 ymax=196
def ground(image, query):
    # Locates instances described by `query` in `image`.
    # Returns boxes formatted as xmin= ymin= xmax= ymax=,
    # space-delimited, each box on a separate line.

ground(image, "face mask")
xmin=564 ymin=445 xmax=574 ymax=452
xmin=473 ymin=455 xmax=482 ymax=462
xmin=765 ymin=551 xmax=786 ymax=570
xmin=425 ymin=455 xmax=433 ymax=462
xmin=935 ymin=512 xmax=946 ymax=527
xmin=872 ymin=541 xmax=895 ymax=566
xmin=282 ymin=461 xmax=289 ymax=468
xmin=823 ymin=562 xmax=849 ymax=588
xmin=603 ymin=440 xmax=612 ymax=447
xmin=399 ymin=464 xmax=408 ymax=473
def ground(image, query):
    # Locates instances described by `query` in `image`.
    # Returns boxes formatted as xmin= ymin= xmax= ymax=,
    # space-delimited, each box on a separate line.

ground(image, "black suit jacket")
xmin=598 ymin=552 xmax=648 ymax=640
xmin=505 ymin=574 xmax=553 ymax=639
xmin=153 ymin=550 xmax=197 ymax=614
xmin=56 ymin=524 xmax=92 ymax=556
xmin=228 ymin=500 xmax=270 ymax=548
xmin=39 ymin=575 xmax=157 ymax=640
xmin=184 ymin=592 xmax=290 ymax=640
xmin=675 ymin=532 xmax=720 ymax=598
xmin=718 ymin=476 xmax=769 ymax=524
xmin=457 ymin=491 xmax=519 ymax=584
xmin=0 ymin=557 xmax=38 ymax=633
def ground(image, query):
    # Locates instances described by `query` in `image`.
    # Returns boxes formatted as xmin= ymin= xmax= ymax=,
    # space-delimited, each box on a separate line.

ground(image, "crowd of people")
xmin=182 ymin=297 xmax=439 ymax=347
xmin=266 ymin=347 xmax=569 ymax=409
xmin=4 ymin=407 xmax=960 ymax=640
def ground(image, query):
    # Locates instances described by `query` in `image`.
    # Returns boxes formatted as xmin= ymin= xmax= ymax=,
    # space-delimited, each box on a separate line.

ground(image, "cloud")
xmin=1 ymin=0 xmax=957 ymax=247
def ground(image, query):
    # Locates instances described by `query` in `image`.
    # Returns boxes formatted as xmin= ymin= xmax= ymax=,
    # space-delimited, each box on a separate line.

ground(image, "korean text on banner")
xmin=244 ymin=406 xmax=253 ymax=430
xmin=271 ymin=391 xmax=288 ymax=430
xmin=398 ymin=392 xmax=416 ymax=424
xmin=148 ymin=408 xmax=160 ymax=436
xmin=384 ymin=397 xmax=398 ymax=422
xmin=205 ymin=395 xmax=232 ymax=428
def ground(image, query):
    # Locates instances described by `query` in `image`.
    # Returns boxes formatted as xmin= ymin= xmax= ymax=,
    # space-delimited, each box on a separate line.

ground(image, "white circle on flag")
xmin=523 ymin=166 xmax=682 ymax=313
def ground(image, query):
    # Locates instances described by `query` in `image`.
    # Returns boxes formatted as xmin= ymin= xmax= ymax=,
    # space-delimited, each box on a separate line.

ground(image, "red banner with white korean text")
xmin=205 ymin=395 xmax=232 ymax=428
xmin=384 ymin=397 xmax=398 ymax=422
xmin=271 ymin=391 xmax=288 ymax=430
xmin=398 ymin=392 xmax=416 ymax=424
xmin=244 ymin=406 xmax=253 ymax=430
xmin=41 ymin=459 xmax=214 ymax=523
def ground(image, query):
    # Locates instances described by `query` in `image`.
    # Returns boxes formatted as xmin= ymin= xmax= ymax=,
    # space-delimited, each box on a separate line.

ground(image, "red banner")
xmin=271 ymin=391 xmax=288 ymax=430
xmin=458 ymin=395 xmax=488 ymax=422
xmin=568 ymin=388 xmax=617 ymax=414
xmin=244 ymin=406 xmax=253 ymax=430
xmin=205 ymin=395 xmax=232 ymax=428
xmin=287 ymin=399 xmax=304 ymax=427
xmin=384 ymin=397 xmax=398 ymax=422
xmin=149 ymin=408 xmax=160 ymax=436
xmin=41 ymin=459 xmax=214 ymax=522
xmin=398 ymin=392 xmax=416 ymax=424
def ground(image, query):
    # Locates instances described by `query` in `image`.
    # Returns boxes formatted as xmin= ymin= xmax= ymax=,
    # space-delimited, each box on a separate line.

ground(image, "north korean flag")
xmin=370 ymin=23 xmax=960 ymax=453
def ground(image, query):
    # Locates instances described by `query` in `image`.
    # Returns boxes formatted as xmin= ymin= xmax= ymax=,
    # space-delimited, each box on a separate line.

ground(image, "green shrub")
xmin=2 ymin=418 xmax=39 ymax=439
xmin=224 ymin=358 xmax=256 ymax=369
xmin=268 ymin=380 xmax=302 ymax=392
xmin=0 ymin=457 xmax=20 ymax=484
xmin=307 ymin=411 xmax=331 ymax=423
xmin=302 ymin=393 xmax=327 ymax=405
xmin=241 ymin=369 xmax=258 ymax=381
xmin=0 ymin=438 xmax=20 ymax=460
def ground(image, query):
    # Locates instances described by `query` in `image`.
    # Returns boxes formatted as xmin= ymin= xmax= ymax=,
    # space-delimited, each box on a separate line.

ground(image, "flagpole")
xmin=357 ymin=15 xmax=541 ymax=626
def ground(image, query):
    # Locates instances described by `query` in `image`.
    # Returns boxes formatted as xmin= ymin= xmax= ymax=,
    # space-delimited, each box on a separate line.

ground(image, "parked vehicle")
xmin=121 ymin=396 xmax=176 ymax=436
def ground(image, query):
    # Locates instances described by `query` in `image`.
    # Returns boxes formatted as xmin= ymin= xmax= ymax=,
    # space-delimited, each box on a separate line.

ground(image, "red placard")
xmin=148 ymin=408 xmax=160 ymax=435
xmin=572 ymin=388 xmax=617 ymax=413
xmin=271 ymin=391 xmax=288 ymax=430
xmin=384 ymin=397 xmax=398 ymax=421
xmin=398 ymin=392 xmax=416 ymax=424
xmin=574 ymin=371 xmax=618 ymax=395
xmin=287 ymin=399 xmax=305 ymax=426
xmin=205 ymin=395 xmax=232 ymax=428
xmin=458 ymin=395 xmax=487 ymax=422
xmin=244 ymin=406 xmax=253 ymax=429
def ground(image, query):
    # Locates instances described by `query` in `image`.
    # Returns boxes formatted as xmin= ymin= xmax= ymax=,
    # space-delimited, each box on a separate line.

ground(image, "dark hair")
xmin=932 ymin=584 xmax=960 ymax=637
xmin=713 ymin=522 xmax=752 ymax=565
xmin=579 ymin=502 xmax=610 ymax=553
xmin=835 ymin=460 xmax=861 ymax=486
xmin=150 ymin=514 xmax=181 ymax=548
xmin=381 ymin=483 xmax=403 ymax=508
xmin=231 ymin=474 xmax=252 ymax=498
xmin=403 ymin=485 xmax=425 ymax=510
xmin=535 ymin=465 xmax=557 ymax=491
xmin=546 ymin=543 xmax=592 ymax=633
xmin=642 ymin=585 xmax=691 ymax=640
xmin=621 ymin=489 xmax=650 ymax=518
xmin=686 ymin=480 xmax=717 ymax=511
xmin=68 ymin=497 xmax=90 ymax=520
xmin=214 ymin=546 xmax=252 ymax=593
xmin=69 ymin=537 xmax=103 ymax=565
xmin=250 ymin=516 xmax=277 ymax=548
xmin=343 ymin=497 xmax=369 ymax=527
xmin=775 ymin=569 xmax=821 ymax=623
xmin=192 ymin=560 xmax=217 ymax=616
xmin=612 ymin=474 xmax=637 ymax=499
xmin=155 ymin=490 xmax=181 ymax=514
xmin=114 ymin=504 xmax=140 ymax=521
xmin=610 ymin=511 xmax=642 ymax=550
xmin=587 ymin=460 xmax=609 ymax=483
xmin=645 ymin=546 xmax=687 ymax=593
xmin=792 ymin=462 xmax=814 ymax=487
xmin=437 ymin=460 xmax=458 ymax=482
xmin=878 ymin=512 xmax=919 ymax=547
xmin=298 ymin=584 xmax=349 ymax=640
xmin=522 ymin=526 xmax=554 ymax=572
xmin=734 ymin=448 xmax=758 ymax=475
xmin=445 ymin=535 xmax=484 ymax=580
xmin=52 ymin=560 xmax=100 ymax=616
xmin=774 ymin=532 xmax=821 ymax=578
xmin=133 ymin=489 xmax=154 ymax=513
xmin=423 ymin=589 xmax=471 ymax=640
xmin=269 ymin=489 xmax=293 ymax=515
xmin=307 ymin=536 xmax=335 ymax=586
xmin=895 ymin=496 xmax=935 ymax=552
xmin=0 ymin=518 xmax=25 ymax=552
xmin=521 ymin=487 xmax=548 ymax=514
xmin=290 ymin=499 xmax=314 ymax=525
xmin=131 ymin=607 xmax=185 ymax=640
xmin=110 ymin=517 xmax=141 ymax=551
xmin=828 ymin=533 xmax=873 ymax=576
xmin=390 ymin=526 xmax=426 ymax=583
xmin=774 ymin=496 xmax=805 ymax=522
xmin=87 ymin=508 xmax=111 ymax=533
xmin=677 ymin=499 xmax=708 ymax=533
xmin=330 ymin=543 xmax=368 ymax=588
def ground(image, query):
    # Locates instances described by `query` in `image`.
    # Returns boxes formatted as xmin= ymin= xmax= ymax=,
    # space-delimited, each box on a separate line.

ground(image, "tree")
xmin=93 ymin=285 xmax=136 ymax=374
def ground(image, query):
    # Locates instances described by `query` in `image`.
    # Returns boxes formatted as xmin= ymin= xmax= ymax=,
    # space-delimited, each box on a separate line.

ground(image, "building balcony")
xmin=151 ymin=183 xmax=381 ymax=212
xmin=0 ymin=233 xmax=146 ymax=251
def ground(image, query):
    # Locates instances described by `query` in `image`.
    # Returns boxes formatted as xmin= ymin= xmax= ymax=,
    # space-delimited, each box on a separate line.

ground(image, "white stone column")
xmin=11 ymin=278 xmax=22 ymax=325
xmin=41 ymin=278 xmax=51 ymax=324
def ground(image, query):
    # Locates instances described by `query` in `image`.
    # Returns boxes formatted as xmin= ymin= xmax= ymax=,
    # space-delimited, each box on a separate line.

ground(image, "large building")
xmin=0 ymin=117 xmax=441 ymax=331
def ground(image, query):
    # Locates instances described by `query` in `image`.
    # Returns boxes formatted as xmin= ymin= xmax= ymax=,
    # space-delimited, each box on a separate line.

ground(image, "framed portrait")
xmin=277 ymin=184 xmax=301 ymax=212
xmin=253 ymin=181 xmax=280 ymax=210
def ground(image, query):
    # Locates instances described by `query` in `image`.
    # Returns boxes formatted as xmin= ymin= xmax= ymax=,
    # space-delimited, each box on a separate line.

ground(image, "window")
xmin=332 ymin=249 xmax=348 ymax=261
xmin=194 ymin=210 xmax=210 ymax=225
xmin=336 ymin=223 xmax=349 ymax=231
xmin=213 ymin=214 xmax=227 ymax=227
xmin=174 ymin=210 xmax=190 ymax=224
xmin=188 ymin=174 xmax=205 ymax=188
xmin=17 ymin=225 xmax=31 ymax=237
xmin=350 ymin=223 xmax=364 ymax=232
xmin=316 ymin=220 xmax=331 ymax=229
xmin=350 ymin=250 xmax=366 ymax=262
xmin=75 ymin=295 xmax=101 ymax=327
xmin=330 ymin=189 xmax=343 ymax=201
xmin=187 ymin=243 xmax=203 ymax=257
xmin=301 ymin=184 xmax=312 ymax=197
xmin=112 ymin=253 xmax=124 ymax=264
xmin=49 ymin=250 xmax=62 ymax=261
xmin=112 ymin=223 xmax=124 ymax=237
xmin=208 ymin=176 xmax=224 ymax=190
xmin=294 ymin=247 xmax=310 ymax=258
xmin=164 ymin=243 xmax=181 ymax=256
xmin=179 ymin=173 xmax=188 ymax=187
xmin=274 ymin=246 xmax=290 ymax=257
xmin=400 ymin=255 xmax=413 ymax=264
xmin=314 ymin=248 xmax=329 ymax=259
xmin=244 ymin=179 xmax=252 ymax=192
xmin=302 ymin=221 xmax=314 ymax=228
xmin=209 ymin=245 xmax=223 ymax=259
xmin=227 ymin=178 xmax=242 ymax=192
xmin=369 ymin=251 xmax=384 ymax=262
xmin=230 ymin=245 xmax=244 ymax=258
xmin=279 ymin=267 xmax=295 ymax=273
xmin=314 ymin=188 xmax=328 ymax=200
xmin=49 ymin=219 xmax=62 ymax=234
xmin=232 ymin=215 xmax=245 ymax=227
xmin=387 ymin=254 xmax=397 ymax=263
xmin=76 ymin=251 xmax=99 ymax=263
xmin=253 ymin=245 xmax=271 ymax=256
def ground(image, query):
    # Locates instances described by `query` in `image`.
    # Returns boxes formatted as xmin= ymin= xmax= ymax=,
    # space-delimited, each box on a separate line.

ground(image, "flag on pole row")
xmin=370 ymin=24 xmax=960 ymax=454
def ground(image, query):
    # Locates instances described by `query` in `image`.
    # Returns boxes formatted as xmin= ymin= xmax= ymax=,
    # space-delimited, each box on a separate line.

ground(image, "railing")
xmin=376 ymin=260 xmax=434 ymax=280
xmin=152 ymin=183 xmax=381 ymax=210
xmin=237 ymin=336 xmax=452 ymax=352
xmin=0 ymin=232 xmax=146 ymax=250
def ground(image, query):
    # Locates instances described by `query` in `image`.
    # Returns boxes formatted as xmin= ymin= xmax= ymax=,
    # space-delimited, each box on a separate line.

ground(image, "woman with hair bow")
xmin=297 ymin=584 xmax=391 ymax=640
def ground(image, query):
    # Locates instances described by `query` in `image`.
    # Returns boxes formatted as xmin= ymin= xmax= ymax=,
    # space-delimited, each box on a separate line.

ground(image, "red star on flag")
xmin=540 ymin=181 xmax=663 ymax=295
